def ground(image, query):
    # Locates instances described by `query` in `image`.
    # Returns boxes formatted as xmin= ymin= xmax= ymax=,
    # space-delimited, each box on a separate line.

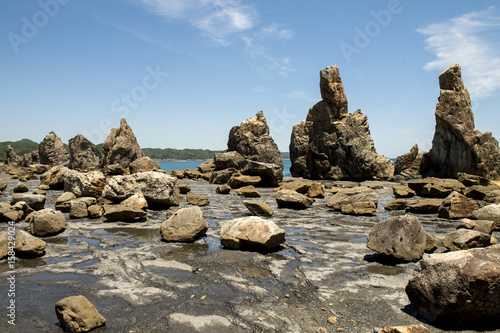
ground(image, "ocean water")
xmin=160 ymin=159 xmax=293 ymax=177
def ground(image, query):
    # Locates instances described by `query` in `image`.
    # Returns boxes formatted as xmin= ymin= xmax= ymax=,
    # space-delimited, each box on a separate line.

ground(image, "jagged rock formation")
xmin=5 ymin=145 xmax=20 ymax=165
xmin=393 ymin=144 xmax=425 ymax=180
xmin=69 ymin=134 xmax=102 ymax=171
xmin=289 ymin=65 xmax=394 ymax=180
xmin=39 ymin=132 xmax=70 ymax=166
xmin=421 ymin=64 xmax=500 ymax=179
xmin=212 ymin=111 xmax=283 ymax=187
xmin=101 ymin=118 xmax=145 ymax=174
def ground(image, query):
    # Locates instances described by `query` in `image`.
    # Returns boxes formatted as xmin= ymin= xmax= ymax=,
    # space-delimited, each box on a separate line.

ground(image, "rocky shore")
xmin=1 ymin=63 xmax=499 ymax=333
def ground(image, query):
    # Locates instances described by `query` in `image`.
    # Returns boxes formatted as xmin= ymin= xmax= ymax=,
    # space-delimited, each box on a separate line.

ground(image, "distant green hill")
xmin=0 ymin=139 xmax=39 ymax=162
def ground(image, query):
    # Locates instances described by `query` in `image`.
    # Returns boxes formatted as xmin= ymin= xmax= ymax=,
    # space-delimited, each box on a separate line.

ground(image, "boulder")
xmin=55 ymin=295 xmax=106 ymax=333
xmin=384 ymin=199 xmax=409 ymax=211
xmin=442 ymin=229 xmax=491 ymax=251
xmin=379 ymin=325 xmax=431 ymax=333
xmin=438 ymin=191 xmax=478 ymax=219
xmin=0 ymin=178 xmax=8 ymax=191
xmin=64 ymin=170 xmax=106 ymax=198
xmin=101 ymin=118 xmax=145 ymax=174
xmin=170 ymin=170 xmax=185 ymax=178
xmin=469 ymin=204 xmax=500 ymax=230
xmin=227 ymin=111 xmax=283 ymax=186
xmin=69 ymin=199 xmax=89 ymax=219
xmin=243 ymin=200 xmax=274 ymax=217
xmin=15 ymin=230 xmax=46 ymax=258
xmin=392 ymin=186 xmax=415 ymax=198
xmin=405 ymin=245 xmax=500 ymax=323
xmin=196 ymin=160 xmax=216 ymax=174
xmin=55 ymin=192 xmax=77 ymax=213
xmin=463 ymin=184 xmax=500 ymax=200
xmin=11 ymin=201 xmax=34 ymax=220
xmin=0 ymin=203 xmax=23 ymax=222
xmin=406 ymin=199 xmax=443 ymax=214
xmin=275 ymin=190 xmax=314 ymax=209
xmin=178 ymin=184 xmax=191 ymax=194
xmin=307 ymin=183 xmax=325 ymax=198
xmin=88 ymin=205 xmax=103 ymax=219
xmin=425 ymin=232 xmax=438 ymax=253
xmin=484 ymin=190 xmax=500 ymax=203
xmin=273 ymin=180 xmax=312 ymax=194
xmin=214 ymin=151 xmax=245 ymax=170
xmin=216 ymin=185 xmax=231 ymax=195
xmin=39 ymin=132 xmax=70 ymax=166
xmin=68 ymin=134 xmax=102 ymax=171
xmin=129 ymin=156 xmax=161 ymax=174
xmin=40 ymin=165 xmax=72 ymax=189
xmin=228 ymin=174 xmax=261 ymax=189
xmin=221 ymin=216 xmax=285 ymax=250
xmin=160 ymin=206 xmax=208 ymax=242
xmin=0 ymin=235 xmax=8 ymax=259
xmin=30 ymin=208 xmax=67 ymax=236
xmin=13 ymin=182 xmax=29 ymax=193
xmin=394 ymin=144 xmax=421 ymax=177
xmin=289 ymin=65 xmax=394 ymax=180
xmin=103 ymin=204 xmax=148 ymax=222
xmin=420 ymin=64 xmax=500 ymax=179
xmin=326 ymin=187 xmax=378 ymax=216
xmin=102 ymin=171 xmax=179 ymax=207
xmin=186 ymin=194 xmax=210 ymax=206
xmin=210 ymin=168 xmax=238 ymax=184
xmin=103 ymin=163 xmax=129 ymax=176
xmin=121 ymin=192 xmax=148 ymax=210
xmin=367 ymin=215 xmax=426 ymax=262
xmin=235 ymin=185 xmax=261 ymax=197
xmin=10 ymin=193 xmax=46 ymax=211
xmin=458 ymin=218 xmax=494 ymax=235
xmin=5 ymin=145 xmax=21 ymax=165
xmin=407 ymin=178 xmax=465 ymax=198
xmin=458 ymin=172 xmax=491 ymax=186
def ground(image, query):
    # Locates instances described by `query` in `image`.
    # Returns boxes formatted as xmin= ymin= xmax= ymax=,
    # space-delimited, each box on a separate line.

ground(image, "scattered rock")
xmin=442 ymin=229 xmax=491 ymax=251
xmin=379 ymin=325 xmax=431 ymax=333
xmin=160 ymin=206 xmax=208 ymax=242
xmin=121 ymin=192 xmax=148 ymax=210
xmin=210 ymin=168 xmax=237 ymax=184
xmin=290 ymin=65 xmax=394 ymax=180
xmin=367 ymin=215 xmax=426 ymax=261
xmin=68 ymin=134 xmax=102 ymax=171
xmin=216 ymin=185 xmax=231 ymax=194
xmin=406 ymin=245 xmax=500 ymax=323
xmin=308 ymin=183 xmax=325 ymax=198
xmin=275 ymin=190 xmax=314 ymax=209
xmin=129 ymin=156 xmax=161 ymax=174
xmin=463 ymin=184 xmax=500 ymax=200
xmin=55 ymin=295 xmax=106 ymax=333
xmin=243 ymin=200 xmax=274 ymax=217
xmin=186 ymin=194 xmax=210 ymax=206
xmin=102 ymin=171 xmax=180 ymax=207
xmin=15 ymin=230 xmax=46 ymax=258
xmin=326 ymin=187 xmax=378 ymax=215
xmin=30 ymin=208 xmax=67 ymax=236
xmin=0 ymin=235 xmax=8 ymax=259
xmin=221 ymin=216 xmax=285 ymax=250
xmin=0 ymin=203 xmax=23 ymax=222
xmin=420 ymin=64 xmax=500 ymax=179
xmin=55 ymin=192 xmax=77 ymax=213
xmin=384 ymin=199 xmax=409 ymax=211
xmin=88 ymin=205 xmax=103 ymax=219
xmin=10 ymin=193 xmax=46 ymax=211
xmin=458 ymin=172 xmax=491 ymax=186
xmin=274 ymin=181 xmax=313 ymax=194
xmin=0 ymin=178 xmax=8 ymax=191
xmin=228 ymin=174 xmax=261 ymax=189
xmin=69 ymin=199 xmax=89 ymax=219
xmin=214 ymin=151 xmax=245 ymax=170
xmin=406 ymin=199 xmax=443 ymax=214
xmin=101 ymin=118 xmax=145 ymax=174
xmin=13 ymin=182 xmax=29 ymax=193
xmin=458 ymin=218 xmax=494 ymax=235
xmin=103 ymin=204 xmax=148 ymax=222
xmin=438 ymin=191 xmax=478 ymax=219
xmin=424 ymin=232 xmax=437 ymax=253
xmin=392 ymin=186 xmax=415 ymax=198
xmin=40 ymin=165 xmax=71 ymax=189
xmin=39 ymin=131 xmax=70 ymax=166
xmin=235 ymin=185 xmax=261 ymax=197
xmin=178 ymin=184 xmax=191 ymax=194
xmin=64 ymin=170 xmax=107 ymax=198
xmin=469 ymin=203 xmax=500 ymax=230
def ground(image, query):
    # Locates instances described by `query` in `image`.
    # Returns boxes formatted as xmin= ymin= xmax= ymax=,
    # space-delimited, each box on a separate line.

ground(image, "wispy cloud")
xmin=242 ymin=36 xmax=295 ymax=78
xmin=135 ymin=0 xmax=257 ymax=44
xmin=284 ymin=90 xmax=318 ymax=102
xmin=417 ymin=6 xmax=500 ymax=98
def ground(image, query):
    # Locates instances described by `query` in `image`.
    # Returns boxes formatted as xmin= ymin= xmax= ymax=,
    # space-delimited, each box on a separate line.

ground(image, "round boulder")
xmin=30 ymin=208 xmax=67 ymax=237
xmin=221 ymin=216 xmax=285 ymax=250
xmin=160 ymin=206 xmax=208 ymax=242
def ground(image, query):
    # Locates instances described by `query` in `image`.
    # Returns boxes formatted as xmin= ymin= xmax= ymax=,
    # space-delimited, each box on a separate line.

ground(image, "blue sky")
xmin=1 ymin=1 xmax=500 ymax=158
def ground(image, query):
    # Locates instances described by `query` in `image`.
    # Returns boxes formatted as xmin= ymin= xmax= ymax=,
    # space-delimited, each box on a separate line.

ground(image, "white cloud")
xmin=258 ymin=23 xmax=294 ymax=41
xmin=284 ymin=90 xmax=318 ymax=102
xmin=242 ymin=36 xmax=295 ymax=77
xmin=136 ymin=0 xmax=257 ymax=42
xmin=417 ymin=6 xmax=500 ymax=98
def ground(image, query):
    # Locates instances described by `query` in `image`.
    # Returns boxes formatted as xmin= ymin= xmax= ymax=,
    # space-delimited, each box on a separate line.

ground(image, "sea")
xmin=160 ymin=159 xmax=293 ymax=177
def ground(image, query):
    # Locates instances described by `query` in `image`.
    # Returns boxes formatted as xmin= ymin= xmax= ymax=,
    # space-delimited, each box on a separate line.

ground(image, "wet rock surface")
xmin=1 ymin=174 xmax=499 ymax=332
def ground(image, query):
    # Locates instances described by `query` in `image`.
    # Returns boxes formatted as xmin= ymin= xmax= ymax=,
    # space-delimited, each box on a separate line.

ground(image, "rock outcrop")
xmin=405 ymin=245 xmax=500 ymax=323
xmin=39 ymin=132 xmax=70 ymax=166
xmin=101 ymin=118 xmax=145 ymax=174
xmin=69 ymin=134 xmax=102 ymax=171
xmin=420 ymin=64 xmax=500 ymax=179
xmin=212 ymin=111 xmax=283 ymax=187
xmin=290 ymin=65 xmax=393 ymax=180
xmin=5 ymin=145 xmax=20 ymax=165
xmin=394 ymin=144 xmax=425 ymax=179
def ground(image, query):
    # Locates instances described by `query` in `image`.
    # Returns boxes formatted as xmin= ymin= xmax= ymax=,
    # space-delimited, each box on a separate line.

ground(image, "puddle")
xmin=366 ymin=265 xmax=404 ymax=276
xmin=161 ymin=242 xmax=210 ymax=260
xmin=242 ymin=266 xmax=272 ymax=278
xmin=148 ymin=267 xmax=192 ymax=278
xmin=19 ymin=272 xmax=97 ymax=283
xmin=44 ymin=257 xmax=80 ymax=265
xmin=68 ymin=236 xmax=101 ymax=247
xmin=73 ymin=259 xmax=100 ymax=268
xmin=104 ymin=227 xmax=160 ymax=241
xmin=348 ymin=236 xmax=367 ymax=243
xmin=17 ymin=258 xmax=47 ymax=268
xmin=43 ymin=237 xmax=68 ymax=245
xmin=94 ymin=228 xmax=116 ymax=238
